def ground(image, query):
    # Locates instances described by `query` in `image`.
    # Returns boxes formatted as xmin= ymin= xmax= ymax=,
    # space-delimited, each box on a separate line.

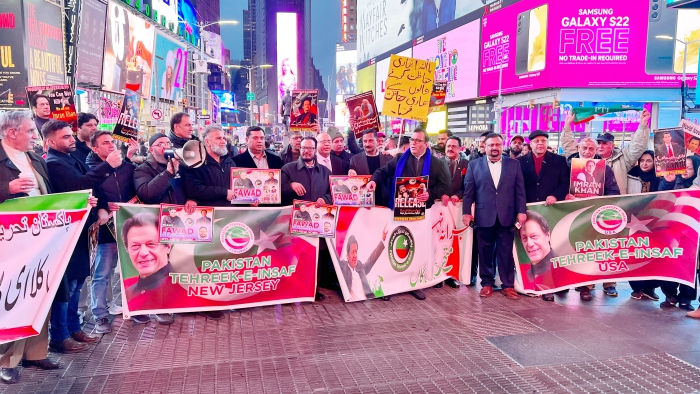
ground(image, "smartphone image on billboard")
xmin=673 ymin=9 xmax=700 ymax=74
xmin=645 ymin=0 xmax=677 ymax=75
xmin=516 ymin=4 xmax=547 ymax=75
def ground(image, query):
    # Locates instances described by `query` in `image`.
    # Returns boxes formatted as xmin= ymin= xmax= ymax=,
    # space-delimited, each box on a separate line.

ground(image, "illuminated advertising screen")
xmin=214 ymin=91 xmax=235 ymax=110
xmin=152 ymin=32 xmax=187 ymax=101
xmin=277 ymin=13 xmax=298 ymax=104
xmin=202 ymin=31 xmax=224 ymax=65
xmin=24 ymin=0 xmax=66 ymax=86
xmin=75 ymin=0 xmax=108 ymax=87
xmin=0 ymin=0 xmax=28 ymax=109
xmin=177 ymin=0 xmax=200 ymax=48
xmin=375 ymin=48 xmax=412 ymax=112
xmin=335 ymin=103 xmax=349 ymax=128
xmin=413 ymin=20 xmax=480 ymax=103
xmin=336 ymin=43 xmax=357 ymax=96
xmin=356 ymin=64 xmax=376 ymax=95
xmin=357 ymin=0 xmax=485 ymax=63
xmin=102 ymin=1 xmax=155 ymax=96
xmin=479 ymin=0 xmax=698 ymax=97
xmin=150 ymin=0 xmax=179 ymax=29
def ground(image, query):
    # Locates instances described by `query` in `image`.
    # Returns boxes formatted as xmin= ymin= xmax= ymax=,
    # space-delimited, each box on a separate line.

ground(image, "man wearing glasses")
xmin=365 ymin=128 xmax=450 ymax=301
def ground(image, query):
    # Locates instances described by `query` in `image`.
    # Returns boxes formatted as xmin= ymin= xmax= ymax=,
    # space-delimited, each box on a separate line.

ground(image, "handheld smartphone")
xmin=515 ymin=10 xmax=531 ymax=75
xmin=645 ymin=0 xmax=677 ymax=75
xmin=673 ymin=9 xmax=700 ymax=74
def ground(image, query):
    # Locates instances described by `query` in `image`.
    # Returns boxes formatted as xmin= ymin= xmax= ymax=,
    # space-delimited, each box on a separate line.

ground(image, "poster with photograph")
xmin=569 ymin=158 xmax=605 ymax=198
xmin=681 ymin=119 xmax=700 ymax=157
xmin=159 ymin=204 xmax=214 ymax=243
xmin=290 ymin=200 xmax=338 ymax=238
xmin=393 ymin=176 xmax=429 ymax=221
xmin=112 ymin=89 xmax=141 ymax=142
xmin=654 ymin=128 xmax=687 ymax=177
xmin=346 ymin=91 xmax=380 ymax=138
xmin=290 ymin=90 xmax=319 ymax=132
xmin=230 ymin=168 xmax=281 ymax=205
xmin=330 ymin=176 xmax=374 ymax=207
xmin=429 ymin=80 xmax=447 ymax=110
xmin=25 ymin=85 xmax=78 ymax=132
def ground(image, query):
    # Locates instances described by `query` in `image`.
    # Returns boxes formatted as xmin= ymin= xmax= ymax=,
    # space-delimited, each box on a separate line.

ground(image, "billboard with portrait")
xmin=102 ymin=1 xmax=156 ymax=96
xmin=479 ymin=0 xmax=698 ymax=97
xmin=357 ymin=0 xmax=486 ymax=63
xmin=277 ymin=12 xmax=298 ymax=105
xmin=24 ymin=0 xmax=66 ymax=86
xmin=152 ymin=32 xmax=187 ymax=101
xmin=0 ymin=0 xmax=28 ymax=109
xmin=75 ymin=0 xmax=108 ymax=87
xmin=412 ymin=20 xmax=480 ymax=103
xmin=336 ymin=44 xmax=358 ymax=97
xmin=375 ymin=48 xmax=412 ymax=112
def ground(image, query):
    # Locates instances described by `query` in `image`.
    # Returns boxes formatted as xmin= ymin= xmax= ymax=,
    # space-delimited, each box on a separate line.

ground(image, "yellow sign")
xmin=381 ymin=55 xmax=435 ymax=122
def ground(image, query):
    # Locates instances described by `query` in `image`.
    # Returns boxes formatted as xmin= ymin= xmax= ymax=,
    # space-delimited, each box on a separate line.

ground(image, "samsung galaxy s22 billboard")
xmin=479 ymin=0 xmax=699 ymax=96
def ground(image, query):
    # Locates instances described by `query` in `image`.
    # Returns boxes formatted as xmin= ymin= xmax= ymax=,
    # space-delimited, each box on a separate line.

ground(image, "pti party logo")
xmin=220 ymin=222 xmax=255 ymax=254
xmin=388 ymin=226 xmax=415 ymax=272
xmin=591 ymin=205 xmax=628 ymax=235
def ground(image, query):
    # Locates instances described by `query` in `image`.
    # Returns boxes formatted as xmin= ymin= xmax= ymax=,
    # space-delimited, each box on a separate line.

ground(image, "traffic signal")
xmin=528 ymin=99 xmax=535 ymax=109
xmin=553 ymin=98 xmax=560 ymax=110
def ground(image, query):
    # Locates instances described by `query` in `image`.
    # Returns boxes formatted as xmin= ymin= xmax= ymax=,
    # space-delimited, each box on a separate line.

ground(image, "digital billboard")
xmin=413 ymin=20 xmax=480 ymax=103
xmin=24 ymin=0 xmax=66 ymax=86
xmin=202 ymin=31 xmax=224 ymax=65
xmin=375 ymin=48 xmax=412 ymax=112
xmin=276 ymin=13 xmax=298 ymax=104
xmin=356 ymin=64 xmax=375 ymax=95
xmin=102 ymin=1 xmax=155 ymax=96
xmin=0 ymin=0 xmax=28 ymax=109
xmin=150 ymin=0 xmax=179 ymax=30
xmin=152 ymin=32 xmax=187 ymax=101
xmin=178 ymin=0 xmax=200 ymax=48
xmin=357 ymin=0 xmax=486 ymax=63
xmin=479 ymin=0 xmax=698 ymax=97
xmin=75 ymin=0 xmax=108 ymax=87
xmin=336 ymin=43 xmax=357 ymax=96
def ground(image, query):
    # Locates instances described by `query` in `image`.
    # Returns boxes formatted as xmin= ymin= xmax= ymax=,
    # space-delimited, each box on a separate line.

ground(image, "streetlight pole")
xmin=226 ymin=64 xmax=272 ymax=127
xmin=656 ymin=35 xmax=700 ymax=119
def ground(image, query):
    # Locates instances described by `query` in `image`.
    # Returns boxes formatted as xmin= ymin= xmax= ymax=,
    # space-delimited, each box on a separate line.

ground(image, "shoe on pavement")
xmin=22 ymin=359 xmax=61 ymax=370
xmin=382 ymin=296 xmax=391 ymax=301
xmin=604 ymin=286 xmax=618 ymax=297
xmin=580 ymin=287 xmax=592 ymax=301
xmin=108 ymin=303 xmax=123 ymax=315
xmin=315 ymin=291 xmax=326 ymax=301
xmin=503 ymin=288 xmax=521 ymax=300
xmin=49 ymin=338 xmax=88 ymax=354
xmin=131 ymin=315 xmax=151 ymax=324
xmin=445 ymin=278 xmax=460 ymax=288
xmin=542 ymin=293 xmax=555 ymax=302
xmin=679 ymin=302 xmax=695 ymax=311
xmin=687 ymin=308 xmax=700 ymax=318
xmin=480 ymin=286 xmax=493 ymax=297
xmin=202 ymin=311 xmax=225 ymax=320
xmin=154 ymin=314 xmax=175 ymax=325
xmin=660 ymin=300 xmax=677 ymax=309
xmin=630 ymin=291 xmax=643 ymax=300
xmin=409 ymin=290 xmax=426 ymax=300
xmin=94 ymin=317 xmax=112 ymax=334
xmin=71 ymin=330 xmax=99 ymax=343
xmin=0 ymin=367 xmax=20 ymax=384
xmin=642 ymin=290 xmax=660 ymax=301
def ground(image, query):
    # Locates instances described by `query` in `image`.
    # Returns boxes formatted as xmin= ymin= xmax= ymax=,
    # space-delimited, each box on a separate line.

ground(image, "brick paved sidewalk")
xmin=3 ymin=283 xmax=700 ymax=394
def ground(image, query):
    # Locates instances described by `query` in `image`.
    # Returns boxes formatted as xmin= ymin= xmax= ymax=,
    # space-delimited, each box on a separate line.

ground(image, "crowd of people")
xmin=1 ymin=107 xmax=699 ymax=385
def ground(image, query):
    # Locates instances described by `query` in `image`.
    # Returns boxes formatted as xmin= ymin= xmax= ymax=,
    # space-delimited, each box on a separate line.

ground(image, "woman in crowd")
xmin=658 ymin=155 xmax=700 ymax=313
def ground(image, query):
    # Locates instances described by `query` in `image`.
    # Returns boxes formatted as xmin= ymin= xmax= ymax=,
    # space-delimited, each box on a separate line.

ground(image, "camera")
xmin=164 ymin=149 xmax=175 ymax=162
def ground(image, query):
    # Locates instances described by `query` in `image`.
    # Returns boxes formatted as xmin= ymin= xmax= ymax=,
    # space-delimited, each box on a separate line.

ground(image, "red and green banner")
xmin=115 ymin=204 xmax=318 ymax=317
xmin=0 ymin=192 xmax=91 ymax=344
xmin=515 ymin=190 xmax=700 ymax=294
xmin=327 ymin=203 xmax=472 ymax=302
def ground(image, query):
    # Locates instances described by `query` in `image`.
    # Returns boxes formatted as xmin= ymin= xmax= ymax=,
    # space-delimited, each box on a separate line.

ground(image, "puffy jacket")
xmin=87 ymin=152 xmax=137 ymax=243
xmin=134 ymin=155 xmax=186 ymax=204
xmin=181 ymin=153 xmax=236 ymax=206
xmin=561 ymin=124 xmax=650 ymax=195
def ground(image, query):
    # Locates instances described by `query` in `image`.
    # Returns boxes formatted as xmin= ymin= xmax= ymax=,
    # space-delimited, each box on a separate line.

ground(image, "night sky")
xmin=220 ymin=0 xmax=341 ymax=92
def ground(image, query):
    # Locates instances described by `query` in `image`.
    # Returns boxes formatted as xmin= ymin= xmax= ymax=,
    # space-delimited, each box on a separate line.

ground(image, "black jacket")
xmin=371 ymin=152 xmax=450 ymax=209
xmin=73 ymin=139 xmax=92 ymax=164
xmin=182 ymin=153 xmax=237 ymax=206
xmin=46 ymin=148 xmax=114 ymax=280
xmin=134 ymin=155 xmax=186 ymax=205
xmin=169 ymin=131 xmax=200 ymax=149
xmin=281 ymin=159 xmax=332 ymax=205
xmin=232 ymin=149 xmax=284 ymax=169
xmin=280 ymin=144 xmax=299 ymax=165
xmin=87 ymin=152 xmax=137 ymax=243
xmin=518 ymin=151 xmax=570 ymax=203
xmin=445 ymin=158 xmax=469 ymax=197
xmin=0 ymin=143 xmax=53 ymax=203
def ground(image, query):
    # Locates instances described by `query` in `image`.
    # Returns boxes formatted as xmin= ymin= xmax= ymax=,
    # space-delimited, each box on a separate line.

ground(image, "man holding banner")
xmin=462 ymin=133 xmax=526 ymax=301
xmin=366 ymin=128 xmax=450 ymax=300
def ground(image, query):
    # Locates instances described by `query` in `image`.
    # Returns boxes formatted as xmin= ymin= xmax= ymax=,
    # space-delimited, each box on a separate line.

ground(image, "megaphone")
xmin=164 ymin=140 xmax=207 ymax=168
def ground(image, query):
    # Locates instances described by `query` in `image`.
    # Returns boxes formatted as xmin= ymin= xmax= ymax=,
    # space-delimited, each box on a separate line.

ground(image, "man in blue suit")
xmin=462 ymin=133 xmax=527 ymax=300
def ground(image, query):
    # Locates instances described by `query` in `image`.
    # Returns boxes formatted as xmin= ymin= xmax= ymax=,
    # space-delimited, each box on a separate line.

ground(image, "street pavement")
xmin=2 ymin=282 xmax=700 ymax=394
